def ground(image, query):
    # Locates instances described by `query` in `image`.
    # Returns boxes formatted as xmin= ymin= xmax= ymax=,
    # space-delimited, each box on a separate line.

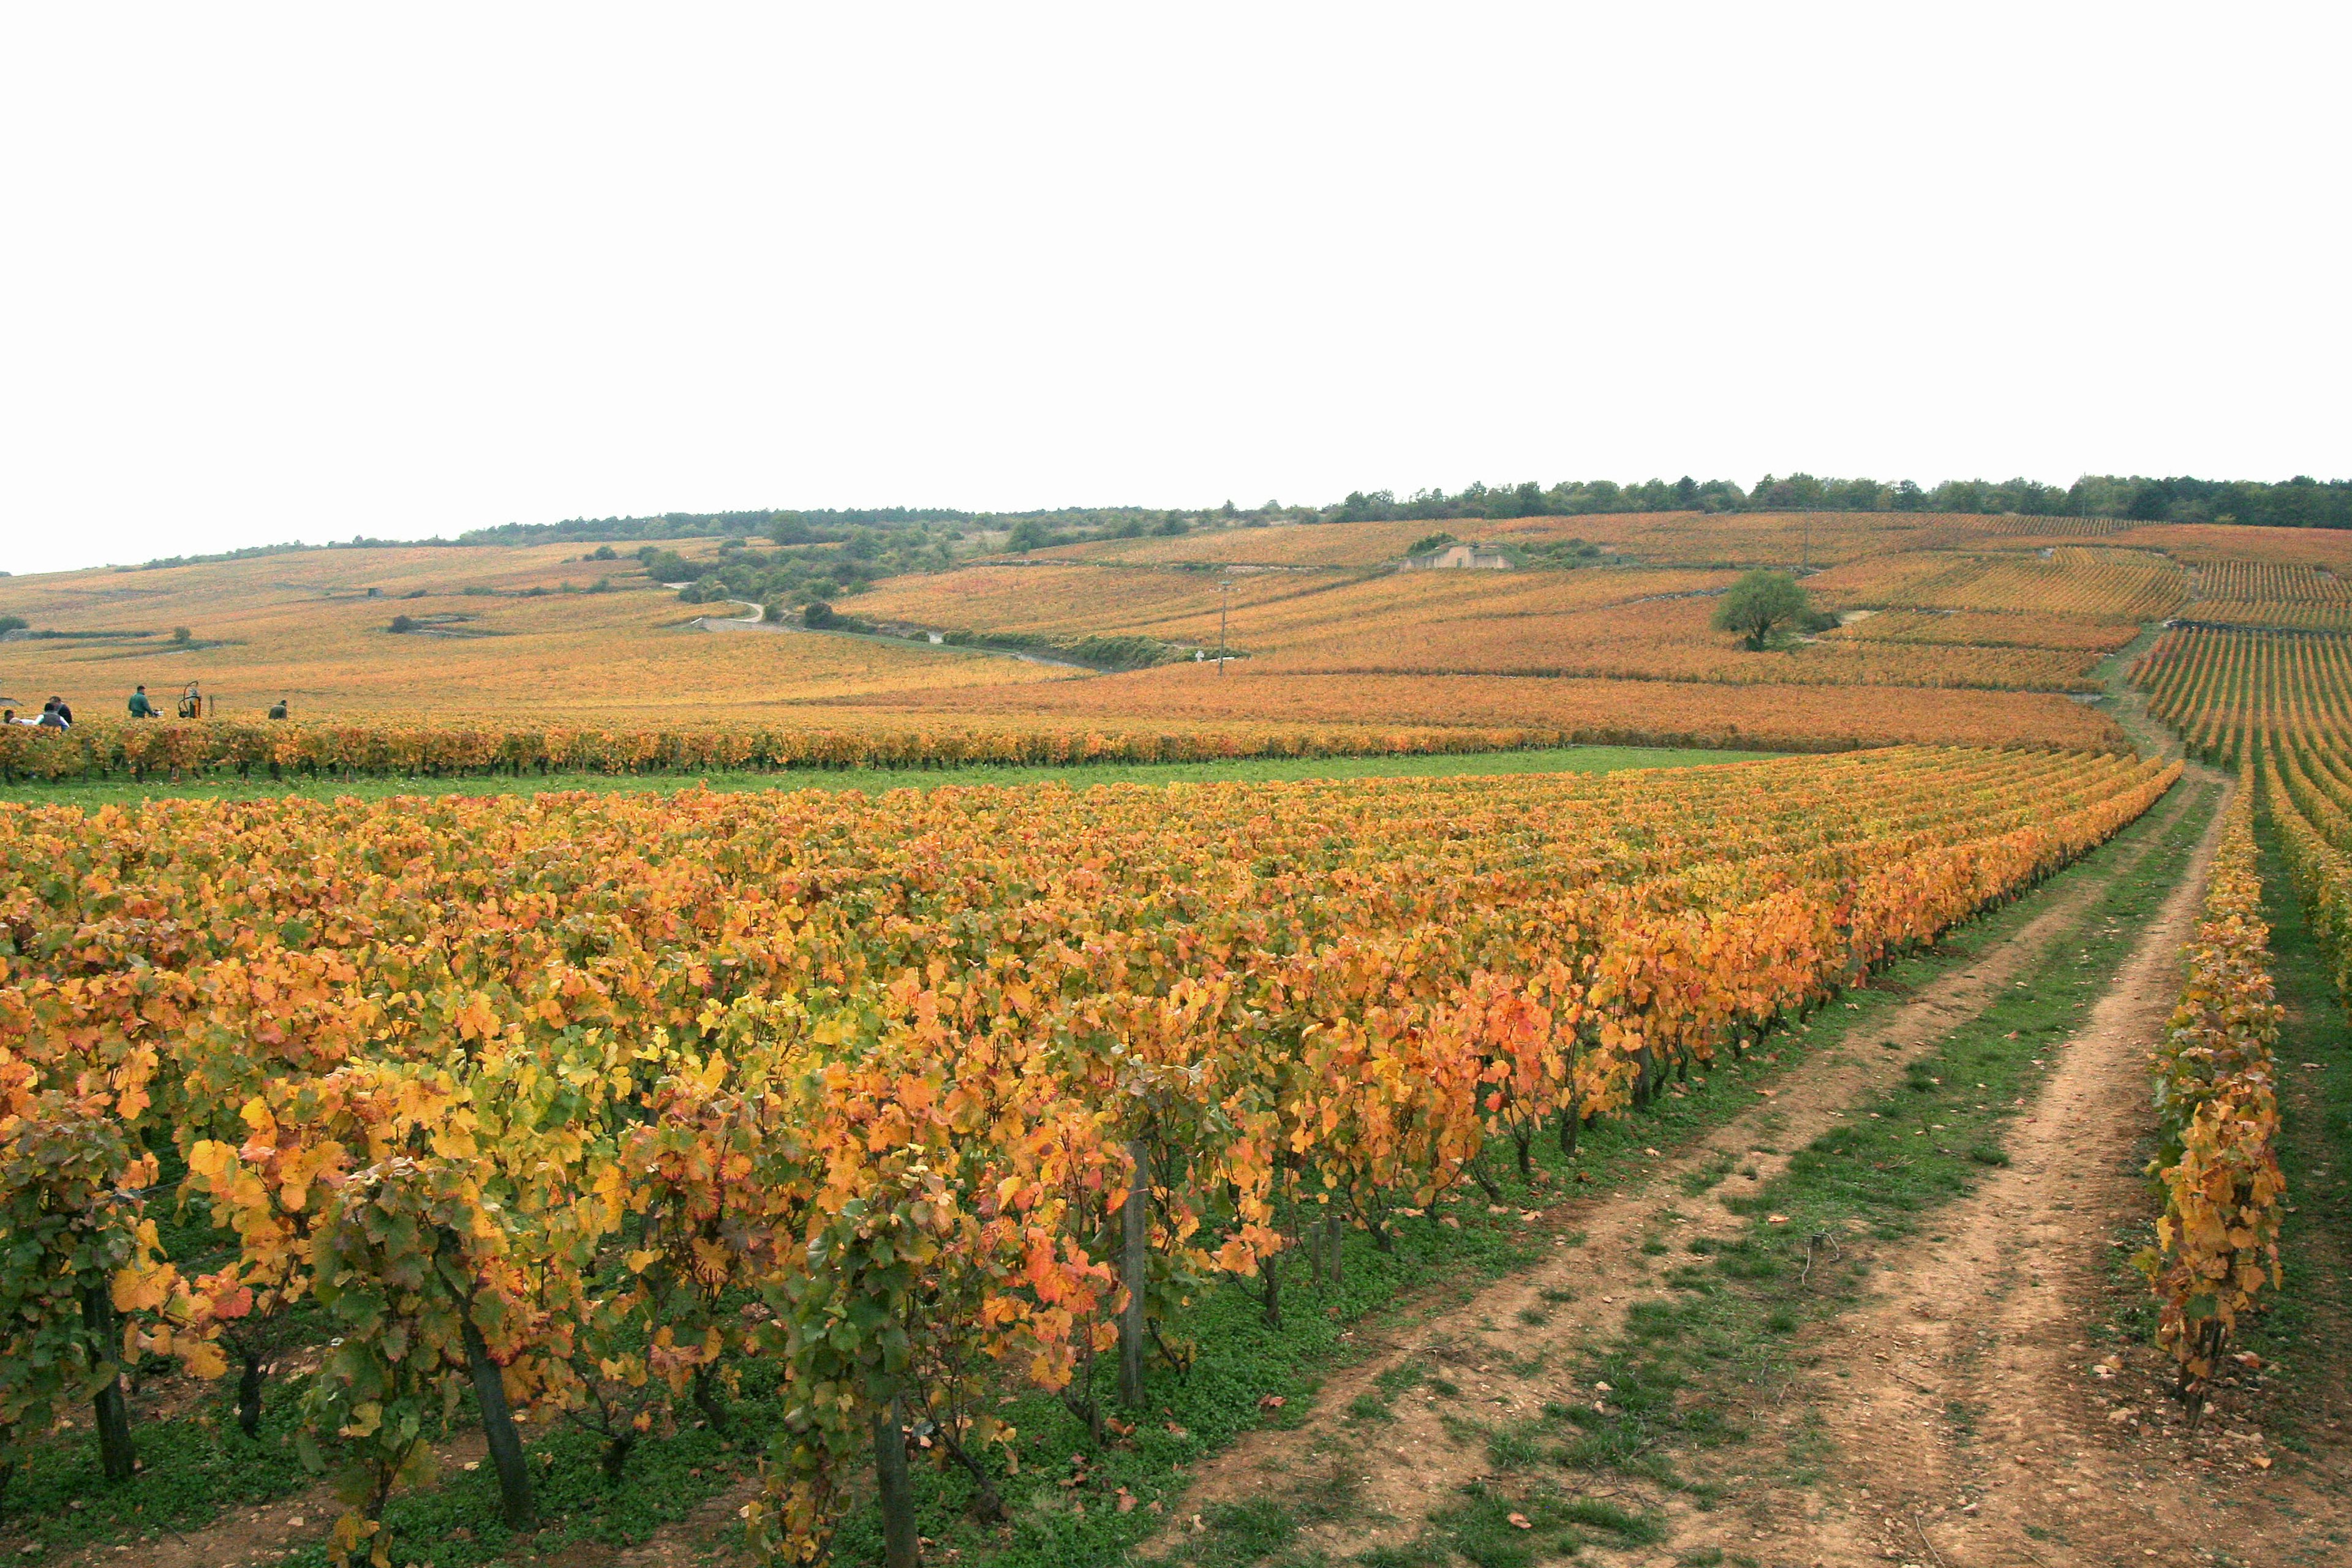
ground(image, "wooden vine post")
xmin=1120 ymin=1139 xmax=1149 ymax=1407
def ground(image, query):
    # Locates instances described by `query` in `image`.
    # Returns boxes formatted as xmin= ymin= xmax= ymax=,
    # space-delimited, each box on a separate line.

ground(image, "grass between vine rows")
xmin=1162 ymin=775 xmax=2213 ymax=1568
xmin=0 ymin=769 xmax=2177 ymax=1568
xmin=0 ymin=743 xmax=1779 ymax=811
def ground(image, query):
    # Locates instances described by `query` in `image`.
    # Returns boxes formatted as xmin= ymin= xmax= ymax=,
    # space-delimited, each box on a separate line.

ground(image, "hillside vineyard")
xmin=0 ymin=748 xmax=2177 ymax=1563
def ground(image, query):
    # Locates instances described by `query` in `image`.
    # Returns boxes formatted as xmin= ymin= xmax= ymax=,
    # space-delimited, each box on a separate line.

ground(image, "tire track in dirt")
xmin=1142 ymin=775 xmax=2213 ymax=1562
xmin=1752 ymin=766 xmax=2352 ymax=1568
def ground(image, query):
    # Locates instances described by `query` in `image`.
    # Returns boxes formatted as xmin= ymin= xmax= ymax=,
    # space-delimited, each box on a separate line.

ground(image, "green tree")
xmin=1711 ymin=570 xmax=1812 ymax=651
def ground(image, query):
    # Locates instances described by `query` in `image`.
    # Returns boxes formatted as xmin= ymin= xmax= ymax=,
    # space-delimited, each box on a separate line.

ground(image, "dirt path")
xmin=1753 ymin=771 xmax=2352 ymax=1568
xmin=2098 ymin=624 xmax=2177 ymax=760
xmin=1143 ymin=775 xmax=2217 ymax=1562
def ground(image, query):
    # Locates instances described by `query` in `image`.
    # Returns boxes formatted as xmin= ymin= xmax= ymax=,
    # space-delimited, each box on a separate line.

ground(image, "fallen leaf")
xmin=1507 ymin=1512 xmax=1532 ymax=1529
xmin=1165 ymin=1422 xmax=1189 ymax=1438
xmin=1117 ymin=1488 xmax=1137 ymax=1514
xmin=1257 ymin=1395 xmax=1286 ymax=1411
xmin=2252 ymin=1455 xmax=2272 ymax=1469
xmin=1768 ymin=1213 xmax=1790 ymax=1224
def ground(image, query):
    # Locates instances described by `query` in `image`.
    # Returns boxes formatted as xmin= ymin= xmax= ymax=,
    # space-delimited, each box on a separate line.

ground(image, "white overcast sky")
xmin=2 ymin=4 xmax=2346 ymax=575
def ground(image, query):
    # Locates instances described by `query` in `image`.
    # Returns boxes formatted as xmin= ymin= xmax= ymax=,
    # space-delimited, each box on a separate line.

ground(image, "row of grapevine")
xmin=2185 ymin=560 xmax=2352 ymax=632
xmin=1868 ymin=547 xmax=2184 ymax=620
xmin=2134 ymin=627 xmax=2352 ymax=767
xmin=0 ymin=712 xmax=1912 ymax=786
xmin=2136 ymin=782 xmax=2284 ymax=1409
xmin=0 ymin=749 xmax=2179 ymax=1563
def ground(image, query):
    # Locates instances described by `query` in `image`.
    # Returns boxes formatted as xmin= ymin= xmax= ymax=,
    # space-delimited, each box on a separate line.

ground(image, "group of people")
xmin=2 ymin=695 xmax=74 ymax=729
xmin=2 ymin=683 xmax=292 ymax=728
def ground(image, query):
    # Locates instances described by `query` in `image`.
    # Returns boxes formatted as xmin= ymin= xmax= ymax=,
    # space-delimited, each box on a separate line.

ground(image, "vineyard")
xmin=10 ymin=508 xmax=2352 ymax=1566
xmin=0 ymin=748 xmax=2180 ymax=1564
xmin=2133 ymin=626 xmax=2352 ymax=766
xmin=1807 ymin=546 xmax=2187 ymax=620
xmin=840 ymin=666 xmax=2134 ymax=753
xmin=0 ymin=510 xmax=2266 ymax=750
xmin=1818 ymin=608 xmax=2141 ymax=652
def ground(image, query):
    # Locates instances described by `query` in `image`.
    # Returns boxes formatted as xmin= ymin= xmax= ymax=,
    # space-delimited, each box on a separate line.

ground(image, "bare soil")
xmin=1730 ymin=777 xmax=2351 ymax=1568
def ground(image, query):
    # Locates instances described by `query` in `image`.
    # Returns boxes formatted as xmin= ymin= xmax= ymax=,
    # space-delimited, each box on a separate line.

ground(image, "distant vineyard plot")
xmin=7 ymin=508 xmax=2350 ymax=756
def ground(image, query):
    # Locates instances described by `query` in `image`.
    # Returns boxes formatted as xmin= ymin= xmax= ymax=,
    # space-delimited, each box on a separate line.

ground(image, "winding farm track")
xmin=1138 ymin=774 xmax=2231 ymax=1564
xmin=1780 ymin=771 xmax=2352 ymax=1568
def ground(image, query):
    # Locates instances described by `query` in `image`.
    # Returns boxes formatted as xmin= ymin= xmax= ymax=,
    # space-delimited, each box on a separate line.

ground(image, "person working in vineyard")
xmin=48 ymin=695 xmax=72 ymax=725
xmin=126 ymin=684 xmax=156 ymax=718
xmin=268 ymin=697 xmax=288 ymax=719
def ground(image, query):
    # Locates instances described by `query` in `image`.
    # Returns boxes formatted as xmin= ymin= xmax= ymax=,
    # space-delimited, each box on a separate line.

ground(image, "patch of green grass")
xmin=0 ymin=1380 xmax=317 ymax=1556
xmin=1414 ymin=1484 xmax=1668 ymax=1568
xmin=1679 ymin=1152 xmax=1739 ymax=1197
xmin=1174 ymin=1498 xmax=1302 ymax=1567
xmin=1358 ymin=1543 xmax=1450 ymax=1568
xmin=1558 ymin=1496 xmax=1668 ymax=1544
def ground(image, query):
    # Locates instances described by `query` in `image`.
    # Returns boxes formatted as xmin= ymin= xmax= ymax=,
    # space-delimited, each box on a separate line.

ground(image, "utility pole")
xmin=1218 ymin=579 xmax=1232 ymax=673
